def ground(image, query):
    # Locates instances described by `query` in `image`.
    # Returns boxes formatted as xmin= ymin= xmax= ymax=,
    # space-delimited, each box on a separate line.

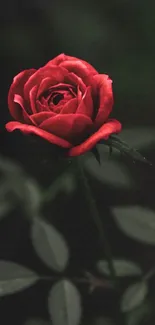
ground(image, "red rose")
xmin=6 ymin=53 xmax=121 ymax=156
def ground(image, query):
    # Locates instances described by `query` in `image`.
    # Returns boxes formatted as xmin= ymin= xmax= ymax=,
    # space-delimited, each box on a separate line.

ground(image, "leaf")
xmin=24 ymin=179 xmax=41 ymax=218
xmin=48 ymin=279 xmax=81 ymax=325
xmin=121 ymin=282 xmax=148 ymax=312
xmin=126 ymin=300 xmax=150 ymax=325
xmin=31 ymin=217 xmax=69 ymax=272
xmin=94 ymin=317 xmax=115 ymax=325
xmin=61 ymin=173 xmax=76 ymax=195
xmin=0 ymin=261 xmax=38 ymax=296
xmin=91 ymin=146 xmax=101 ymax=164
xmin=42 ymin=172 xmax=76 ymax=203
xmin=0 ymin=182 xmax=14 ymax=220
xmin=101 ymin=135 xmax=151 ymax=165
xmin=97 ymin=259 xmax=142 ymax=277
xmin=120 ymin=127 xmax=155 ymax=151
xmin=85 ymin=147 xmax=133 ymax=189
xmin=24 ymin=318 xmax=51 ymax=325
xmin=112 ymin=205 xmax=155 ymax=245
xmin=0 ymin=157 xmax=41 ymax=220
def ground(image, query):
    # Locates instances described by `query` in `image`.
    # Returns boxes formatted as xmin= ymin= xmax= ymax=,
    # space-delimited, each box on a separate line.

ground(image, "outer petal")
xmin=8 ymin=69 xmax=36 ymax=120
xmin=46 ymin=53 xmax=98 ymax=75
xmin=92 ymin=74 xmax=113 ymax=127
xmin=39 ymin=113 xmax=93 ymax=142
xmin=24 ymin=66 xmax=68 ymax=100
xmin=59 ymin=60 xmax=97 ymax=84
xmin=67 ymin=119 xmax=122 ymax=157
xmin=5 ymin=121 xmax=72 ymax=148
xmin=13 ymin=94 xmax=33 ymax=124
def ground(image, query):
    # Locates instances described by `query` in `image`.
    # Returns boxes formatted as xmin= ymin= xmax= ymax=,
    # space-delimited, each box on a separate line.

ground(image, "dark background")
xmin=1 ymin=1 xmax=155 ymax=324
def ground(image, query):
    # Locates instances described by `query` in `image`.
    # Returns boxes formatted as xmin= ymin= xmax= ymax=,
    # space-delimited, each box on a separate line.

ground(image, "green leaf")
xmin=121 ymin=282 xmax=148 ymax=312
xmin=97 ymin=259 xmax=142 ymax=277
xmin=48 ymin=280 xmax=81 ymax=325
xmin=126 ymin=300 xmax=150 ymax=325
xmin=91 ymin=146 xmax=101 ymax=164
xmin=112 ymin=205 xmax=155 ymax=245
xmin=23 ymin=179 xmax=41 ymax=218
xmin=103 ymin=135 xmax=151 ymax=165
xmin=31 ymin=217 xmax=69 ymax=272
xmin=0 ymin=261 xmax=38 ymax=296
xmin=94 ymin=317 xmax=115 ymax=325
xmin=42 ymin=172 xmax=76 ymax=203
xmin=24 ymin=318 xmax=51 ymax=325
xmin=85 ymin=147 xmax=133 ymax=189
xmin=120 ymin=127 xmax=155 ymax=151
xmin=0 ymin=157 xmax=41 ymax=220
xmin=0 ymin=181 xmax=14 ymax=220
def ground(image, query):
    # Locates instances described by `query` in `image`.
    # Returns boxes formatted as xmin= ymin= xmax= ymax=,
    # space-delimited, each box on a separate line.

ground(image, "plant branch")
xmin=75 ymin=157 xmax=117 ymax=287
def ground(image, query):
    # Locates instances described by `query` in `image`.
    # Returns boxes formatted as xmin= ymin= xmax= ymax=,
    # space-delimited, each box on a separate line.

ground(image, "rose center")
xmin=52 ymin=93 xmax=64 ymax=105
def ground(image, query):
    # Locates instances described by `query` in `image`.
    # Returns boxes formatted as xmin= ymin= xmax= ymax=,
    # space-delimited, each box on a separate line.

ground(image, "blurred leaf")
xmin=61 ymin=173 xmax=76 ymax=195
xmin=0 ymin=157 xmax=41 ymax=220
xmin=97 ymin=259 xmax=142 ymax=277
xmin=42 ymin=172 xmax=76 ymax=203
xmin=120 ymin=127 xmax=155 ymax=151
xmin=94 ymin=317 xmax=115 ymax=325
xmin=0 ymin=181 xmax=14 ymax=219
xmin=48 ymin=280 xmax=81 ymax=325
xmin=112 ymin=205 xmax=155 ymax=245
xmin=121 ymin=281 xmax=148 ymax=312
xmin=85 ymin=147 xmax=133 ymax=189
xmin=31 ymin=217 xmax=69 ymax=272
xmin=0 ymin=261 xmax=38 ymax=296
xmin=126 ymin=300 xmax=150 ymax=325
xmin=24 ymin=318 xmax=51 ymax=325
xmin=24 ymin=179 xmax=41 ymax=218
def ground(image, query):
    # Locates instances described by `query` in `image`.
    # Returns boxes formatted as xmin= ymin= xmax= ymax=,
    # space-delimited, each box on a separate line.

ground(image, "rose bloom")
xmin=6 ymin=54 xmax=121 ymax=156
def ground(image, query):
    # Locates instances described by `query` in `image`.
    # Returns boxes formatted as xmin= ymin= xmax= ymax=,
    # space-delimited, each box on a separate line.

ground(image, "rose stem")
xmin=75 ymin=156 xmax=117 ymax=288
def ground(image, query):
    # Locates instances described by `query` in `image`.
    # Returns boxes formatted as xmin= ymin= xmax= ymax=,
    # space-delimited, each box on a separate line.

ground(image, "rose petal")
xmin=60 ymin=60 xmax=97 ymax=85
xmin=46 ymin=53 xmax=98 ymax=75
xmin=92 ymin=74 xmax=113 ymax=127
xmin=31 ymin=111 xmax=56 ymax=125
xmin=67 ymin=119 xmax=122 ymax=156
xmin=24 ymin=66 xmax=68 ymax=101
xmin=77 ymin=86 xmax=82 ymax=103
xmin=61 ymin=98 xmax=78 ymax=114
xmin=38 ymin=81 xmax=75 ymax=98
xmin=76 ymin=87 xmax=93 ymax=118
xmin=39 ymin=113 xmax=93 ymax=142
xmin=8 ymin=69 xmax=36 ymax=120
xmin=36 ymin=100 xmax=50 ymax=112
xmin=37 ymin=77 xmax=53 ymax=98
xmin=65 ymin=72 xmax=86 ymax=94
xmin=29 ymin=85 xmax=38 ymax=114
xmin=14 ymin=94 xmax=32 ymax=124
xmin=46 ymin=53 xmax=67 ymax=66
xmin=5 ymin=121 xmax=72 ymax=148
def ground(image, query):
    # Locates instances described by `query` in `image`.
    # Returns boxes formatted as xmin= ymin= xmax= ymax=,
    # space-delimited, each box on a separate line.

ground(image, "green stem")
xmin=76 ymin=157 xmax=117 ymax=287
xmin=143 ymin=266 xmax=155 ymax=281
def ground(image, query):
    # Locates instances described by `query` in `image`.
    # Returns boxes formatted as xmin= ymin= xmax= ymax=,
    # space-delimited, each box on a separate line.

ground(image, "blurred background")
xmin=1 ymin=1 xmax=155 ymax=325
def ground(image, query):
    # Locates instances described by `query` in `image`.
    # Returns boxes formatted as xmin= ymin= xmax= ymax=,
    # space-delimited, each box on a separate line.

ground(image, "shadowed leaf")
xmin=48 ymin=280 xmax=81 ymax=325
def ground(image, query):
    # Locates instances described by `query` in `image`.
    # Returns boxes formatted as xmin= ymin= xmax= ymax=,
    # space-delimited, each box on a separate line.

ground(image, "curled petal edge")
xmin=67 ymin=119 xmax=122 ymax=157
xmin=5 ymin=121 xmax=72 ymax=149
